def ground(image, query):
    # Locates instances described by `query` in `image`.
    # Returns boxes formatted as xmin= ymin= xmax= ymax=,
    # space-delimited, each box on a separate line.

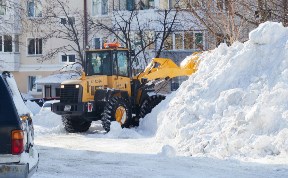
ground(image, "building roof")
xmin=35 ymin=73 xmax=80 ymax=85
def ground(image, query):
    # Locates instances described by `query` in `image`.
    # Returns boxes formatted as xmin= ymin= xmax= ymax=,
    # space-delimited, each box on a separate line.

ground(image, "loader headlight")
xmin=75 ymin=85 xmax=80 ymax=88
xmin=61 ymin=85 xmax=65 ymax=88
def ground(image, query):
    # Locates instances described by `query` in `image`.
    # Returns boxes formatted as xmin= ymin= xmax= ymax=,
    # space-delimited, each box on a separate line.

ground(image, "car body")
xmin=40 ymin=100 xmax=60 ymax=113
xmin=0 ymin=71 xmax=39 ymax=178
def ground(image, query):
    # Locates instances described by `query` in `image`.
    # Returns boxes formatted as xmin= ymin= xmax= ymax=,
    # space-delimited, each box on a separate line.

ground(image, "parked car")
xmin=0 ymin=71 xmax=39 ymax=178
xmin=40 ymin=100 xmax=60 ymax=112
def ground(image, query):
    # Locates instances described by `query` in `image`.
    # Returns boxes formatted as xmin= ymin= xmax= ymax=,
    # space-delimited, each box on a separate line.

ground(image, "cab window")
xmin=86 ymin=51 xmax=112 ymax=76
xmin=116 ymin=51 xmax=129 ymax=77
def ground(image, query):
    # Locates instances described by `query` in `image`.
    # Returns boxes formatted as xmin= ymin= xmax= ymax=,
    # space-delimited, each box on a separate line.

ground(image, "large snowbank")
xmin=141 ymin=22 xmax=288 ymax=159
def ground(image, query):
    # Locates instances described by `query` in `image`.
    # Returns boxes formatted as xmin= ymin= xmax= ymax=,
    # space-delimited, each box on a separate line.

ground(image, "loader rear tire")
xmin=135 ymin=95 xmax=166 ymax=126
xmin=62 ymin=115 xmax=91 ymax=133
xmin=101 ymin=96 xmax=132 ymax=132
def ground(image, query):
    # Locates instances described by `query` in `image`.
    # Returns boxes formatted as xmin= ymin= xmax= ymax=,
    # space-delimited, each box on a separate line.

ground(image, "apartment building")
xmin=3 ymin=0 xmax=283 ymax=98
xmin=0 ymin=0 xmax=208 ymax=98
xmin=7 ymin=0 xmax=84 ymax=98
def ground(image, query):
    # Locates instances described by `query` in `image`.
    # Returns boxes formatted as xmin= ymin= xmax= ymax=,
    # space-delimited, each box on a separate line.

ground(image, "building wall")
xmin=13 ymin=71 xmax=54 ymax=98
xmin=2 ymin=0 xmax=254 ymax=97
xmin=12 ymin=0 xmax=85 ymax=97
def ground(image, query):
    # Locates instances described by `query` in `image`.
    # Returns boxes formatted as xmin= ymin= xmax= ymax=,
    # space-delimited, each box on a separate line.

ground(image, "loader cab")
xmin=85 ymin=44 xmax=131 ymax=78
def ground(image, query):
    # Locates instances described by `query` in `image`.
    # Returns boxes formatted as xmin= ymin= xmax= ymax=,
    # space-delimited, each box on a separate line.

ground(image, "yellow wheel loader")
xmin=52 ymin=43 xmax=200 ymax=133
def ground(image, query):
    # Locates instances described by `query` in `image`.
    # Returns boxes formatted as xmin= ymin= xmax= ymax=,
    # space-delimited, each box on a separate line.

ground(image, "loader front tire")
xmin=135 ymin=95 xmax=166 ymax=126
xmin=101 ymin=96 xmax=132 ymax=132
xmin=62 ymin=115 xmax=91 ymax=133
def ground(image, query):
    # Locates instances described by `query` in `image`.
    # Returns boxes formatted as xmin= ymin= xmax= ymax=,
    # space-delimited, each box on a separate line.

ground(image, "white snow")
xmin=5 ymin=73 xmax=32 ymax=116
xmin=158 ymin=145 xmax=176 ymax=157
xmin=35 ymin=72 xmax=80 ymax=84
xmin=142 ymin=21 xmax=288 ymax=161
xmin=29 ymin=22 xmax=288 ymax=177
xmin=25 ymin=100 xmax=41 ymax=115
xmin=33 ymin=111 xmax=66 ymax=135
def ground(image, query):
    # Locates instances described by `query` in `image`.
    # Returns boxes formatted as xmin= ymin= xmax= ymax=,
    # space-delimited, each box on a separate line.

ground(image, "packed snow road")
xmin=34 ymin=133 xmax=288 ymax=178
xmin=31 ymin=112 xmax=288 ymax=178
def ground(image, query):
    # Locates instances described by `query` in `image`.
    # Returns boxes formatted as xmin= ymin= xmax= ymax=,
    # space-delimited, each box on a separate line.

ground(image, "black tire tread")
xmin=101 ymin=96 xmax=132 ymax=132
xmin=133 ymin=95 xmax=165 ymax=126
xmin=62 ymin=115 xmax=91 ymax=133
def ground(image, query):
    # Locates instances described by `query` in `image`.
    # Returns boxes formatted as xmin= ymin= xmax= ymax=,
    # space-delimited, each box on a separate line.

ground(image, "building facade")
xmin=2 ymin=0 xmax=284 ymax=98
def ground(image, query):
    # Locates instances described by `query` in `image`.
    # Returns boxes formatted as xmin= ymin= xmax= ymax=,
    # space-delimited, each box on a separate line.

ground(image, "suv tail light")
xmin=11 ymin=130 xmax=24 ymax=155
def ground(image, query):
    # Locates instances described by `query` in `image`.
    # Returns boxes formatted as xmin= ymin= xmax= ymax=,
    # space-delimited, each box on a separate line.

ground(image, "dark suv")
xmin=0 ymin=72 xmax=39 ymax=178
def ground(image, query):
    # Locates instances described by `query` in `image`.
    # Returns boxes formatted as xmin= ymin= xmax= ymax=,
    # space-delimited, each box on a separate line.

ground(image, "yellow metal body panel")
xmin=61 ymin=74 xmax=132 ymax=103
xmin=107 ymin=76 xmax=131 ymax=96
xmin=71 ymin=75 xmax=108 ymax=102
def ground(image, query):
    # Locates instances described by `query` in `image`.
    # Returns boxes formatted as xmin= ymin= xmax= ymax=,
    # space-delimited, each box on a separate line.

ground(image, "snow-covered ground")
xmin=33 ymin=112 xmax=288 ymax=178
xmin=31 ymin=22 xmax=288 ymax=177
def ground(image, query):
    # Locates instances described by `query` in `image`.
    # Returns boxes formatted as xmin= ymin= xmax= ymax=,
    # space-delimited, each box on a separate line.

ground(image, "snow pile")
xmin=33 ymin=111 xmax=66 ymax=135
xmin=26 ymin=100 xmax=41 ymax=115
xmin=106 ymin=121 xmax=143 ymax=139
xmin=141 ymin=22 xmax=288 ymax=159
xmin=158 ymin=145 xmax=176 ymax=157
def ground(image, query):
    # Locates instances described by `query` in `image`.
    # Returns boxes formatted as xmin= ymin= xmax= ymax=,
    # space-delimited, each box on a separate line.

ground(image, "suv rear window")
xmin=0 ymin=77 xmax=19 ymax=124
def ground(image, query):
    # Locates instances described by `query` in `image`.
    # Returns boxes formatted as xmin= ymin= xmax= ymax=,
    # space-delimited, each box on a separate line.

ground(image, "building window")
xmin=165 ymin=0 xmax=192 ymax=9
xmin=27 ymin=0 xmax=42 ymax=17
xmin=164 ymin=34 xmax=173 ymax=50
xmin=217 ymin=0 xmax=229 ymax=11
xmin=113 ymin=0 xmax=126 ymax=11
xmin=92 ymin=0 xmax=108 ymax=16
xmin=139 ymin=0 xmax=154 ymax=10
xmin=28 ymin=76 xmax=42 ymax=92
xmin=195 ymin=32 xmax=203 ymax=47
xmin=143 ymin=31 xmax=155 ymax=50
xmin=175 ymin=33 xmax=183 ymax=50
xmin=28 ymin=38 xmax=43 ymax=55
xmin=162 ymin=31 xmax=204 ymax=50
xmin=0 ymin=0 xmax=6 ymax=15
xmin=126 ymin=0 xmax=135 ymax=11
xmin=61 ymin=54 xmax=76 ymax=63
xmin=0 ymin=35 xmax=12 ymax=52
xmin=60 ymin=17 xmax=75 ymax=25
xmin=93 ymin=37 xmax=107 ymax=49
xmin=94 ymin=38 xmax=101 ymax=49
xmin=184 ymin=31 xmax=193 ymax=49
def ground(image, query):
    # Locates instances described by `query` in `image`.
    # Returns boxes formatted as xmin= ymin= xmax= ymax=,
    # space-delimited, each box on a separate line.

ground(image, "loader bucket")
xmin=180 ymin=52 xmax=201 ymax=72
xmin=135 ymin=52 xmax=202 ymax=81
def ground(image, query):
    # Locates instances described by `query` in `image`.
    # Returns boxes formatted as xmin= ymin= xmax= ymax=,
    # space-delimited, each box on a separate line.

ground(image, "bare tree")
xmin=186 ymin=0 xmax=288 ymax=47
xmin=154 ymin=8 xmax=179 ymax=58
xmin=26 ymin=0 xmax=94 ymax=72
xmin=91 ymin=1 xmax=180 ymax=69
